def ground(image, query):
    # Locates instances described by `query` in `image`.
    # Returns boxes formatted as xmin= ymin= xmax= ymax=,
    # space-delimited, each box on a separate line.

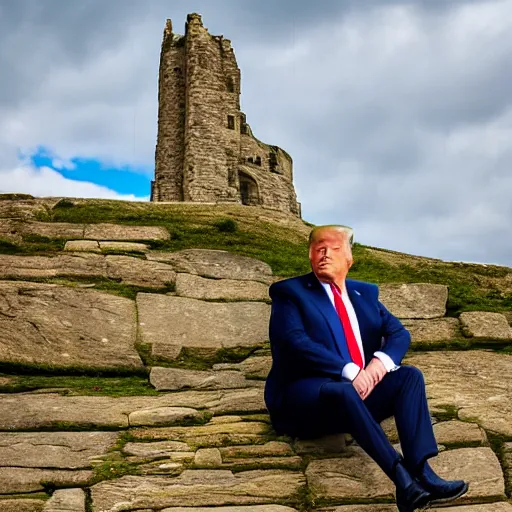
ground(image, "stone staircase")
xmin=0 ymin=215 xmax=511 ymax=511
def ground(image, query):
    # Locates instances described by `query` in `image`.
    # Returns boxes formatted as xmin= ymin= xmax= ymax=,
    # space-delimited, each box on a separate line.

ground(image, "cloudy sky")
xmin=1 ymin=0 xmax=512 ymax=265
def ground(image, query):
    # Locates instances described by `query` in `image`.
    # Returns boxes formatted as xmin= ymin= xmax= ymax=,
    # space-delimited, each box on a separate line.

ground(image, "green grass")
xmin=0 ymin=374 xmax=158 ymax=396
xmin=1 ymin=198 xmax=509 ymax=314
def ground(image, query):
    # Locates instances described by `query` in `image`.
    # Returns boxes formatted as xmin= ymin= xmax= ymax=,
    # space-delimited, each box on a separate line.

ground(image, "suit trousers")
xmin=318 ymin=365 xmax=438 ymax=478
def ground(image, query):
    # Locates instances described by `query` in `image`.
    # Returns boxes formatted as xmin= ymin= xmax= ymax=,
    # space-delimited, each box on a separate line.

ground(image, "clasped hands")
xmin=352 ymin=357 xmax=387 ymax=400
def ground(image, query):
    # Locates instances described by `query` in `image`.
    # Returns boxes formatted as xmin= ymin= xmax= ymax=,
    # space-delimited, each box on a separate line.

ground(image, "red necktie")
xmin=330 ymin=283 xmax=364 ymax=368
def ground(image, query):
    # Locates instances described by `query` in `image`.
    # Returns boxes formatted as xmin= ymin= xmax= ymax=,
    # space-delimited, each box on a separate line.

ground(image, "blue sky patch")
xmin=28 ymin=146 xmax=152 ymax=198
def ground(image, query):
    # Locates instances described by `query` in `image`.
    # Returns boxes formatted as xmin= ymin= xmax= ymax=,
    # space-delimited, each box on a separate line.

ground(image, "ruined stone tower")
xmin=151 ymin=14 xmax=301 ymax=217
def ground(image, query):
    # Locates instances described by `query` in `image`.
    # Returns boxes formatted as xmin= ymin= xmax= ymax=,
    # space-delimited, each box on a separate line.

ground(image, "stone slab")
xmin=0 ymin=281 xmax=141 ymax=370
xmin=0 ymin=499 xmax=45 ymax=512
xmin=129 ymin=407 xmax=203 ymax=427
xmin=460 ymin=311 xmax=512 ymax=340
xmin=106 ymin=255 xmax=176 ymax=288
xmin=0 ymin=390 xmax=263 ymax=430
xmin=84 ymin=223 xmax=169 ymax=241
xmin=379 ymin=283 xmax=448 ymax=319
xmin=64 ymin=240 xmax=101 ymax=252
xmin=91 ymin=470 xmax=305 ymax=510
xmin=123 ymin=441 xmax=193 ymax=458
xmin=220 ymin=442 xmax=294 ymax=459
xmin=147 ymin=249 xmax=273 ymax=282
xmin=99 ymin=241 xmax=149 ymax=252
xmin=213 ymin=356 xmax=272 ymax=379
xmin=0 ymin=467 xmax=92 ymax=493
xmin=430 ymin=447 xmax=505 ymax=499
xmin=407 ymin=351 xmax=512 ymax=436
xmin=0 ymin=253 xmax=106 ymax=279
xmin=161 ymin=507 xmax=298 ymax=512
xmin=137 ymin=294 xmax=270 ymax=359
xmin=22 ymin=222 xmax=85 ymax=239
xmin=43 ymin=488 xmax=85 ymax=512
xmin=433 ymin=420 xmax=487 ymax=446
xmin=130 ymin=421 xmax=271 ymax=447
xmin=175 ymin=273 xmax=269 ymax=301
xmin=402 ymin=318 xmax=461 ymax=344
xmin=0 ymin=432 xmax=118 ymax=469
xmin=306 ymin=446 xmax=503 ymax=502
xmin=320 ymin=503 xmax=512 ymax=512
xmin=194 ymin=448 xmax=223 ymax=466
xmin=150 ymin=367 xmax=256 ymax=391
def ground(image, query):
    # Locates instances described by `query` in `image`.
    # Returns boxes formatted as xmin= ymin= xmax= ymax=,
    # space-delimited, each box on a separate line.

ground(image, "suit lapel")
xmin=303 ymin=273 xmax=351 ymax=361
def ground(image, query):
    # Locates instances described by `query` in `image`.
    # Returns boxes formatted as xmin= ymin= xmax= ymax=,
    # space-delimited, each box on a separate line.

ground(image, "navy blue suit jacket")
xmin=264 ymin=272 xmax=411 ymax=436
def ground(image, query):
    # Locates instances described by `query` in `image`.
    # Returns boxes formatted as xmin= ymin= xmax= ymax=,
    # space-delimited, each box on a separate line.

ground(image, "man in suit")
xmin=265 ymin=225 xmax=468 ymax=512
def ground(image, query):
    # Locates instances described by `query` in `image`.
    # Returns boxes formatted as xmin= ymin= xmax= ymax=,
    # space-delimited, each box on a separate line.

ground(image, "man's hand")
xmin=352 ymin=369 xmax=375 ymax=400
xmin=366 ymin=358 xmax=387 ymax=387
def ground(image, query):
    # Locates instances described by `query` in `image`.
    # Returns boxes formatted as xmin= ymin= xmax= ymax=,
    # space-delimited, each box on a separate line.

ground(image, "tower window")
xmin=227 ymin=78 xmax=235 ymax=93
xmin=247 ymin=157 xmax=253 ymax=164
xmin=255 ymin=156 xmax=261 ymax=166
xmin=227 ymin=115 xmax=235 ymax=130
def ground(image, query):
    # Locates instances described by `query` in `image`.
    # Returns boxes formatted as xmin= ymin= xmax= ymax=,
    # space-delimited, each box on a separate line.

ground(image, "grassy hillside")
xmin=1 ymin=196 xmax=512 ymax=316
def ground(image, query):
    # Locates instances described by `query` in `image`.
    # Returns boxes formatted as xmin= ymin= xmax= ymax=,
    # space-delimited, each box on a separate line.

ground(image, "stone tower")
xmin=151 ymin=14 xmax=301 ymax=217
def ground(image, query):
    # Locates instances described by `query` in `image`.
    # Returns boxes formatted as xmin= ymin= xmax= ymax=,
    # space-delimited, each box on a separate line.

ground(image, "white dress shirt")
xmin=319 ymin=280 xmax=399 ymax=381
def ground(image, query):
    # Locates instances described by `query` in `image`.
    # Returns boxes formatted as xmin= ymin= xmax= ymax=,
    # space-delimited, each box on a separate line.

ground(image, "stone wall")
xmin=152 ymin=13 xmax=301 ymax=217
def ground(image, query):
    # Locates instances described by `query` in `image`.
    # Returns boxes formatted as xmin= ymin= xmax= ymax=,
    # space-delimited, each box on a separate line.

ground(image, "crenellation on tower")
xmin=151 ymin=14 xmax=301 ymax=217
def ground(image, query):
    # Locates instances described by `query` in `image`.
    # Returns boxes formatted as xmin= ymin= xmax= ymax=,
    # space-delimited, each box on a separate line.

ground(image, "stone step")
xmin=306 ymin=446 xmax=504 ymax=503
xmin=90 ymin=470 xmax=305 ymax=510
xmin=0 ymin=389 xmax=265 ymax=430
xmin=0 ymin=281 xmax=142 ymax=371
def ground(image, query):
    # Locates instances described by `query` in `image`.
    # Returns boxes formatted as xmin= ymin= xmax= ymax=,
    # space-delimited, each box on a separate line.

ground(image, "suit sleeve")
xmin=376 ymin=297 xmax=411 ymax=365
xmin=269 ymin=284 xmax=350 ymax=380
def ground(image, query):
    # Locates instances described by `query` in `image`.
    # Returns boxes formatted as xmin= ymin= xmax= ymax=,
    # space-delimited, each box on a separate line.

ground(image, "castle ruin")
xmin=151 ymin=14 xmax=301 ymax=217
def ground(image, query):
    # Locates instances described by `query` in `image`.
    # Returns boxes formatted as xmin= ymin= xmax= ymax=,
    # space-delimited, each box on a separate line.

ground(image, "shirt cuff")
xmin=373 ymin=351 xmax=398 ymax=372
xmin=342 ymin=362 xmax=361 ymax=381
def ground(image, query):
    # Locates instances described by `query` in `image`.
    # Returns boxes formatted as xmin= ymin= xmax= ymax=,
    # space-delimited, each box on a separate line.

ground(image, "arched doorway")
xmin=238 ymin=171 xmax=259 ymax=206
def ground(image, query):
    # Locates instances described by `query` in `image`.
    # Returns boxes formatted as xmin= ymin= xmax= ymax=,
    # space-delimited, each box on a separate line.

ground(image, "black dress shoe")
xmin=416 ymin=461 xmax=469 ymax=504
xmin=394 ymin=462 xmax=431 ymax=512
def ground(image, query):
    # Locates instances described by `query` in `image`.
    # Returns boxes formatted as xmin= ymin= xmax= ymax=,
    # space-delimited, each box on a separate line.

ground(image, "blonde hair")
xmin=308 ymin=225 xmax=354 ymax=248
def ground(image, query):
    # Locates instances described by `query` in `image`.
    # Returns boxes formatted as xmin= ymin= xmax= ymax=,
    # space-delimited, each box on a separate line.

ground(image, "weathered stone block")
xmin=379 ymin=283 xmax=448 ymax=319
xmin=433 ymin=420 xmax=486 ymax=446
xmin=402 ymin=318 xmax=460 ymax=344
xmin=106 ymin=255 xmax=176 ymax=288
xmin=137 ymin=294 xmax=270 ymax=359
xmin=99 ymin=241 xmax=149 ymax=252
xmin=130 ymin=421 xmax=271 ymax=447
xmin=147 ymin=249 xmax=273 ymax=282
xmin=0 ymin=391 xmax=257 ymax=430
xmin=407 ymin=351 xmax=512 ymax=436
xmin=0 ymin=432 xmax=118 ymax=469
xmin=194 ymin=448 xmax=223 ymax=466
xmin=0 ymin=281 xmax=141 ymax=370
xmin=22 ymin=221 xmax=85 ymax=239
xmin=43 ymin=488 xmax=85 ymax=512
xmin=213 ymin=356 xmax=272 ymax=379
xmin=84 ymin=223 xmax=169 ymax=241
xmin=0 ymin=499 xmax=45 ymax=512
xmin=91 ymin=470 xmax=305 ymax=510
xmin=129 ymin=407 xmax=203 ymax=427
xmin=460 ymin=311 xmax=512 ymax=340
xmin=64 ymin=240 xmax=101 ymax=252
xmin=150 ymin=367 xmax=256 ymax=391
xmin=306 ymin=446 xmax=503 ymax=502
xmin=0 ymin=467 xmax=92 ymax=493
xmin=175 ymin=273 xmax=269 ymax=301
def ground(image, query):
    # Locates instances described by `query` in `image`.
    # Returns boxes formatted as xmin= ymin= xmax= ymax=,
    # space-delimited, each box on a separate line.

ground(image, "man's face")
xmin=309 ymin=229 xmax=353 ymax=282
